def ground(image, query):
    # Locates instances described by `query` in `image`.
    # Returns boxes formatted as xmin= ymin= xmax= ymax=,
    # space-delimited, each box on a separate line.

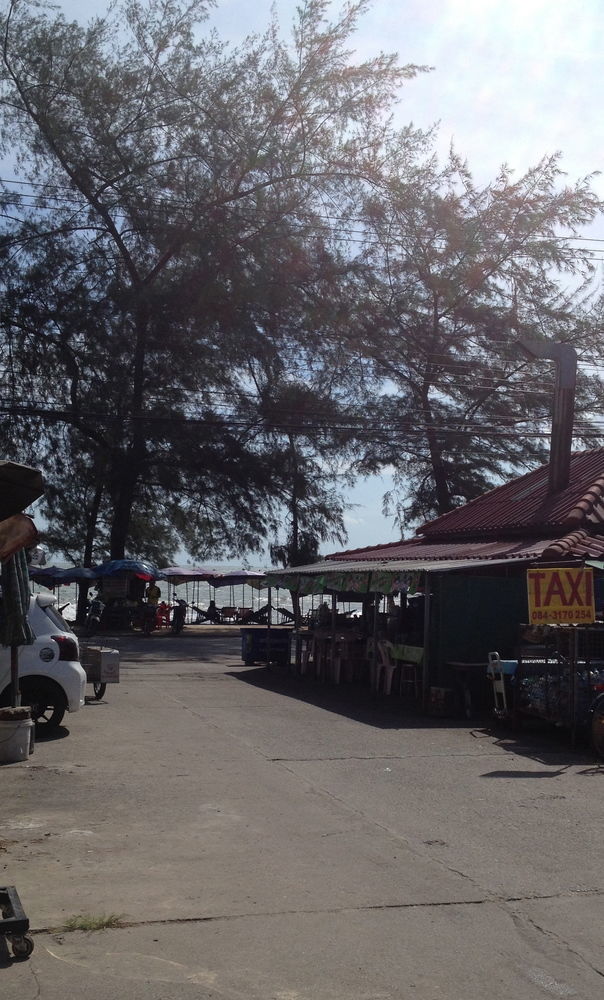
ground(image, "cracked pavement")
xmin=2 ymin=631 xmax=604 ymax=998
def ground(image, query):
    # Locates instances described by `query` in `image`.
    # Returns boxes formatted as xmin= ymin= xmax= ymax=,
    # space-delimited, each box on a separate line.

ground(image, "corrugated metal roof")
xmin=271 ymin=529 xmax=604 ymax=593
xmin=327 ymin=537 xmax=553 ymax=563
xmin=268 ymin=555 xmax=542 ymax=580
xmin=326 ymin=529 xmax=604 ymax=565
xmin=416 ymin=448 xmax=604 ymax=539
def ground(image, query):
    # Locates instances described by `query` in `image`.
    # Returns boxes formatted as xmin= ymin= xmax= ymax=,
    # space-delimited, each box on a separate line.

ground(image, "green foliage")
xmin=0 ymin=0 xmax=425 ymax=559
xmin=351 ymin=150 xmax=604 ymax=522
xmin=0 ymin=0 xmax=601 ymax=559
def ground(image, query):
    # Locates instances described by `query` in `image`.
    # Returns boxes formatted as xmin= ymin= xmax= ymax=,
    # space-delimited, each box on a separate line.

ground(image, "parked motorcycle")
xmin=127 ymin=601 xmax=158 ymax=634
xmin=84 ymin=595 xmax=104 ymax=637
xmin=171 ymin=600 xmax=187 ymax=634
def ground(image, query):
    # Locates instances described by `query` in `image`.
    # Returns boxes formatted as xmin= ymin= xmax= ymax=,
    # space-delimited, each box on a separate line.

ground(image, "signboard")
xmin=527 ymin=567 xmax=595 ymax=624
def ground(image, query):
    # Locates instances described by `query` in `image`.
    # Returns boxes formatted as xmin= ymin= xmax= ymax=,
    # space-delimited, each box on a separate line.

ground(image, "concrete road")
xmin=2 ymin=630 xmax=604 ymax=999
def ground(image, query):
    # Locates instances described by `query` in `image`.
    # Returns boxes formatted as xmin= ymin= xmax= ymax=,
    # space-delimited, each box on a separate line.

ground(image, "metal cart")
xmin=0 ymin=885 xmax=33 ymax=959
xmin=488 ymin=623 xmax=604 ymax=755
xmin=240 ymin=627 xmax=293 ymax=667
xmin=80 ymin=644 xmax=120 ymax=700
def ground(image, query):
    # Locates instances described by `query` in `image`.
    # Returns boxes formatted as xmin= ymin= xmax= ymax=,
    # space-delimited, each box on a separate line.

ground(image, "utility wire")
xmin=1 ymin=179 xmax=602 ymax=259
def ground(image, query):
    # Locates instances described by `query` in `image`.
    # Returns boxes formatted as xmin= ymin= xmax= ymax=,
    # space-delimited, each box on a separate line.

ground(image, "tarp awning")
xmin=265 ymin=555 xmax=542 ymax=595
xmin=586 ymin=559 xmax=604 ymax=571
xmin=161 ymin=567 xmax=267 ymax=589
xmin=160 ymin=566 xmax=216 ymax=584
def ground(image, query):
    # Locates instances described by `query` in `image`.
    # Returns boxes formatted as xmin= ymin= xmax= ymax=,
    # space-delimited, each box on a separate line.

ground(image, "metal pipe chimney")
xmin=517 ymin=339 xmax=577 ymax=495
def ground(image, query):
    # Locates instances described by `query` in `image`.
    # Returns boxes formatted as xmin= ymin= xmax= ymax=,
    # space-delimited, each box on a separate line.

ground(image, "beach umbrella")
xmin=60 ymin=566 xmax=99 ymax=583
xmin=95 ymin=559 xmax=164 ymax=581
xmin=0 ymin=549 xmax=34 ymax=708
xmin=0 ymin=464 xmax=42 ymax=708
xmin=0 ymin=461 xmax=44 ymax=521
xmin=160 ymin=566 xmax=215 ymax=585
xmin=29 ymin=565 xmax=99 ymax=589
xmin=28 ymin=565 xmax=62 ymax=589
xmin=210 ymin=571 xmax=267 ymax=589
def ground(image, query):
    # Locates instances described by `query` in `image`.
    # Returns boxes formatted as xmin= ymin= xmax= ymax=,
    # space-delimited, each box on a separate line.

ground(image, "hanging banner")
xmin=527 ymin=566 xmax=595 ymax=624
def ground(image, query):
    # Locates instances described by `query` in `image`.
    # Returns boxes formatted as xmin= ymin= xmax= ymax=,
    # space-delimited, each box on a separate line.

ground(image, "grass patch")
xmin=62 ymin=912 xmax=125 ymax=932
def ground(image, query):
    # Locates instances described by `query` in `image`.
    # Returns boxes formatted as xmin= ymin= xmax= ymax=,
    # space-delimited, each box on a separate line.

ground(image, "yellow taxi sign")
xmin=527 ymin=566 xmax=595 ymax=624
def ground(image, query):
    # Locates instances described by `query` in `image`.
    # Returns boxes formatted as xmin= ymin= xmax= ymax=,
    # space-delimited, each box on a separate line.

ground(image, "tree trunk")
xmin=76 ymin=479 xmax=104 ymax=623
xmin=109 ymin=458 xmax=141 ymax=558
xmin=109 ymin=299 xmax=149 ymax=558
xmin=425 ymin=420 xmax=453 ymax=515
xmin=419 ymin=369 xmax=453 ymax=515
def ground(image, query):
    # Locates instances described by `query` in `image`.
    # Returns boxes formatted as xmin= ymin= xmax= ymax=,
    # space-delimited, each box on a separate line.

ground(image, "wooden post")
xmin=266 ymin=586 xmax=272 ymax=665
xmin=10 ymin=645 xmax=20 ymax=708
xmin=422 ymin=572 xmax=431 ymax=711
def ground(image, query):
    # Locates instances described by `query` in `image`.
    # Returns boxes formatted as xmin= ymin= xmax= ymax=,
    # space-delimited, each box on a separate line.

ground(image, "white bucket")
xmin=0 ymin=718 xmax=34 ymax=764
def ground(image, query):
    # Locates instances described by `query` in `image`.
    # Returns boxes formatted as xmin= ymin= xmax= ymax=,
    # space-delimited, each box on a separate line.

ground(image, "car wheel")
xmin=20 ymin=679 xmax=66 ymax=729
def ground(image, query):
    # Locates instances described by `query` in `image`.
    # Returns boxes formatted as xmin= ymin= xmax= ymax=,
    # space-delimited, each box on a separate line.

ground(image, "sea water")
xmin=29 ymin=569 xmax=358 ymax=624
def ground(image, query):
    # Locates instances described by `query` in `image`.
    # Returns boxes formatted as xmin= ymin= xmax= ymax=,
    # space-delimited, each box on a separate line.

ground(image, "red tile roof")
xmin=327 ymin=530 xmax=604 ymax=566
xmin=326 ymin=536 xmax=552 ymax=563
xmin=326 ymin=448 xmax=604 ymax=567
xmin=418 ymin=448 xmax=604 ymax=540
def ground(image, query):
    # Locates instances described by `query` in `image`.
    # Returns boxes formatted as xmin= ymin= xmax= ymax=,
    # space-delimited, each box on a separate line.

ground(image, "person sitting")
xmin=317 ymin=601 xmax=331 ymax=626
xmin=157 ymin=600 xmax=171 ymax=628
xmin=145 ymin=581 xmax=161 ymax=606
xmin=202 ymin=600 xmax=222 ymax=623
xmin=239 ymin=604 xmax=270 ymax=625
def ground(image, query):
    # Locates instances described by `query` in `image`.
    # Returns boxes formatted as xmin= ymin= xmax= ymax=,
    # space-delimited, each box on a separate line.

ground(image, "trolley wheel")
xmin=11 ymin=934 xmax=34 ymax=959
xmin=590 ymin=699 xmax=604 ymax=758
xmin=93 ymin=682 xmax=106 ymax=700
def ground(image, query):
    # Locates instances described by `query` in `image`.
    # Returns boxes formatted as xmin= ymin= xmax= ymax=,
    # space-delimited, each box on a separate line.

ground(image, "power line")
xmin=1 ymin=177 xmax=603 ymax=261
xmin=3 ymin=400 xmax=604 ymax=438
xmin=2 ymin=176 xmax=604 ymax=241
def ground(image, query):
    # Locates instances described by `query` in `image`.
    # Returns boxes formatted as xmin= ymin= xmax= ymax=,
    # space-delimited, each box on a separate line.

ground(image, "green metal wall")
xmin=430 ymin=572 xmax=527 ymax=682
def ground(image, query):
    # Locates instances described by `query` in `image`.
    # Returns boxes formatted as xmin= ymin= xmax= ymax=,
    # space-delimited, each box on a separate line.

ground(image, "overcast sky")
xmin=42 ymin=1 xmax=604 ymax=552
xmin=212 ymin=0 xmax=604 ymax=194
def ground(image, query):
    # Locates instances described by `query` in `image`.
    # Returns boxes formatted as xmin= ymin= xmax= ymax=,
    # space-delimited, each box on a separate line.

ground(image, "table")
xmin=294 ymin=629 xmax=365 ymax=683
xmin=446 ymin=661 xmax=489 ymax=718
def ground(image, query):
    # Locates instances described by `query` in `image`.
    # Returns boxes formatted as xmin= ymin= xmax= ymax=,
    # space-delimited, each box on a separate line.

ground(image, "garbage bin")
xmin=240 ymin=628 xmax=292 ymax=666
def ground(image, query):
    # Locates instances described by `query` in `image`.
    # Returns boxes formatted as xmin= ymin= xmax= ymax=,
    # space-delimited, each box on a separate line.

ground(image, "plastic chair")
xmin=220 ymin=606 xmax=238 ymax=623
xmin=332 ymin=633 xmax=364 ymax=684
xmin=298 ymin=634 xmax=329 ymax=680
xmin=376 ymin=640 xmax=400 ymax=695
xmin=393 ymin=643 xmax=423 ymax=699
xmin=299 ymin=635 xmax=316 ymax=677
xmin=366 ymin=638 xmax=380 ymax=691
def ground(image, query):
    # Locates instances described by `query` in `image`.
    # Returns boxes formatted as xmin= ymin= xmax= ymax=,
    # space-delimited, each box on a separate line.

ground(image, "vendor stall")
xmin=265 ymin=556 xmax=537 ymax=708
xmin=487 ymin=623 xmax=604 ymax=755
xmin=94 ymin=559 xmax=163 ymax=630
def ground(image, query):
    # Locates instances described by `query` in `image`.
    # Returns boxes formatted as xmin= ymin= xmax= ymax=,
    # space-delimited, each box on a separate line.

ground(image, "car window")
xmin=40 ymin=604 xmax=75 ymax=635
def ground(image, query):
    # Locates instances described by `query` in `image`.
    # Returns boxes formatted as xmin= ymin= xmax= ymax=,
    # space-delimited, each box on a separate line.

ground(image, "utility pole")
xmin=517 ymin=339 xmax=577 ymax=495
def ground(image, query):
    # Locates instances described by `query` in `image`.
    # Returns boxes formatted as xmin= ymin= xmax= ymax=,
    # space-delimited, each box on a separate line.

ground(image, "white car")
xmin=0 ymin=593 xmax=87 ymax=728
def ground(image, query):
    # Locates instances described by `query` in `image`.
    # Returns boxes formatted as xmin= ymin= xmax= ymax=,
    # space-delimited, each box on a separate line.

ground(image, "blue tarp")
xmin=95 ymin=560 xmax=164 ymax=581
xmin=29 ymin=565 xmax=98 ymax=585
